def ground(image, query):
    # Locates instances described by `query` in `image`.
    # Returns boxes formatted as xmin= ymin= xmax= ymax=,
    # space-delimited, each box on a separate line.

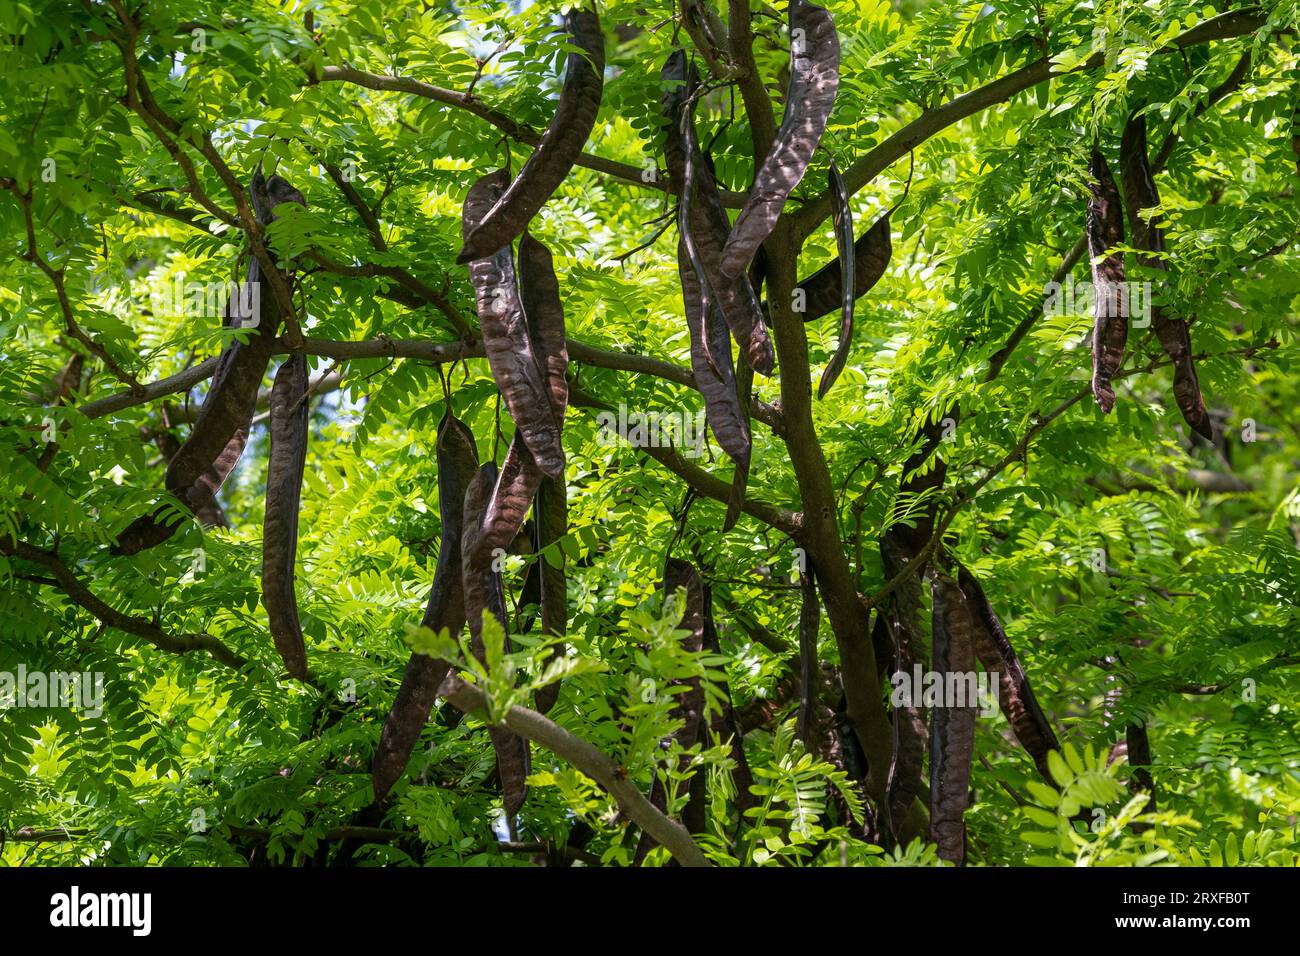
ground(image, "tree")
xmin=1 ymin=0 xmax=1298 ymax=868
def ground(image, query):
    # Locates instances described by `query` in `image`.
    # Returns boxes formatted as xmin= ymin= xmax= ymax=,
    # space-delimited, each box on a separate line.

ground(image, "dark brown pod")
xmin=678 ymin=239 xmax=752 ymax=482
xmin=457 ymin=9 xmax=605 ymax=264
xmin=719 ymin=0 xmax=839 ymax=279
xmin=792 ymin=212 xmax=891 ymax=323
xmin=928 ymin=570 xmax=978 ymax=866
xmin=114 ymin=171 xmax=307 ymax=554
xmin=1119 ymin=115 xmax=1213 ymax=439
xmin=816 ymin=158 xmax=855 ymax=399
xmin=955 ymin=563 xmax=1059 ymax=782
xmin=462 ymin=170 xmax=565 ymax=478
xmin=1086 ymin=147 xmax=1128 ymax=414
xmin=880 ymin=540 xmax=928 ymax=840
xmin=372 ymin=410 xmax=479 ymax=801
xmin=661 ymin=51 xmax=776 ymax=376
xmin=470 ymin=229 xmax=569 ymax=566
xmin=463 ymin=462 xmax=531 ymax=821
xmin=262 ymin=354 xmax=310 ymax=680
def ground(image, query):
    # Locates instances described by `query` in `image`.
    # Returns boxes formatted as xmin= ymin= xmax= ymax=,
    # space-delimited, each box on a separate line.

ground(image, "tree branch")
xmin=311 ymin=65 xmax=748 ymax=208
xmin=438 ymin=674 xmax=711 ymax=867
xmin=0 ymin=539 xmax=247 ymax=670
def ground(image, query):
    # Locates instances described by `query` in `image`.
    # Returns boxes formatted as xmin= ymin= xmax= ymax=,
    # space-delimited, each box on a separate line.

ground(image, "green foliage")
xmin=2 ymin=0 xmax=1299 ymax=866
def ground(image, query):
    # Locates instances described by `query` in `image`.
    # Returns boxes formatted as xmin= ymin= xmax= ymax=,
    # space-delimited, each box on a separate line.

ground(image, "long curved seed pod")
xmin=719 ymin=0 xmax=839 ymax=279
xmin=1119 ymin=115 xmax=1213 ymax=439
xmin=634 ymin=558 xmax=707 ymax=864
xmin=372 ymin=411 xmax=479 ymax=801
xmin=792 ymin=212 xmax=891 ymax=323
xmin=114 ymin=172 xmax=306 ymax=554
xmin=462 ymin=170 xmax=565 ymax=478
xmin=518 ymin=232 xmax=569 ymax=423
xmin=519 ymin=231 xmax=571 ymax=712
xmin=463 ymin=462 xmax=530 ymax=821
xmin=474 ymin=434 xmax=543 ymax=564
xmin=678 ymin=239 xmax=752 ymax=480
xmin=676 ymin=75 xmax=724 ymax=382
xmin=881 ymin=539 xmax=928 ymax=840
xmin=816 ymin=158 xmax=855 ymax=399
xmin=456 ymin=9 xmax=605 ymax=264
xmin=662 ymin=51 xmax=776 ymax=376
xmin=470 ymin=229 xmax=570 ymax=565
xmin=955 ymin=562 xmax=1059 ymax=782
xmin=929 ymin=570 xmax=978 ymax=867
xmin=262 ymin=354 xmax=310 ymax=680
xmin=1086 ymin=147 xmax=1128 ymax=414
xmin=796 ymin=570 xmax=819 ymax=745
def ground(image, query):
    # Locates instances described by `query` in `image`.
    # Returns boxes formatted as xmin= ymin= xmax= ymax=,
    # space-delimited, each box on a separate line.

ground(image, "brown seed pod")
xmin=880 ymin=540 xmax=928 ymax=839
xmin=114 ymin=171 xmax=306 ymax=554
xmin=816 ymin=158 xmax=855 ymax=399
xmin=928 ymin=570 xmax=978 ymax=867
xmin=955 ymin=562 xmax=1059 ymax=782
xmin=462 ymin=461 xmax=531 ymax=821
xmin=634 ymin=558 xmax=707 ymax=864
xmin=1119 ymin=114 xmax=1213 ymax=440
xmin=456 ymin=9 xmax=605 ymax=264
xmin=518 ymin=232 xmax=569 ymax=423
xmin=719 ymin=0 xmax=840 ymax=280
xmin=462 ymin=170 xmax=565 ymax=479
xmin=662 ymin=51 xmax=776 ymax=376
xmin=792 ymin=211 xmax=891 ymax=323
xmin=1086 ymin=147 xmax=1128 ymax=414
xmin=372 ymin=410 xmax=479 ymax=801
xmin=469 ymin=229 xmax=569 ymax=565
xmin=678 ymin=238 xmax=751 ymax=489
xmin=262 ymin=354 xmax=310 ymax=681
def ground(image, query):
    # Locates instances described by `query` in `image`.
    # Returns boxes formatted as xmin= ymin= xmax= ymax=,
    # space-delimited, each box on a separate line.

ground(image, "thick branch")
xmin=1 ymin=539 xmax=247 ymax=670
xmin=569 ymin=385 xmax=800 ymax=534
xmin=438 ymin=674 xmax=710 ymax=867
xmin=312 ymin=65 xmax=748 ymax=208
